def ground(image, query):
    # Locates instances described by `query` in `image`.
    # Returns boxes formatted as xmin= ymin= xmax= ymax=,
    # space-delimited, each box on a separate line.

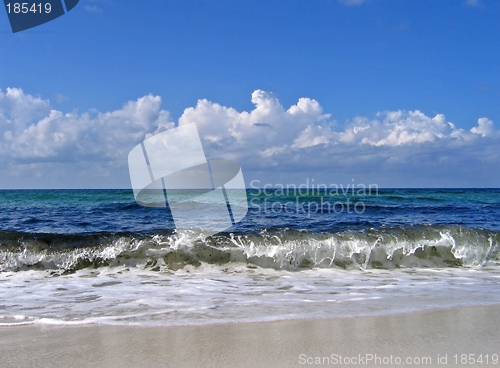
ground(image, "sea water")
xmin=1 ymin=189 xmax=500 ymax=326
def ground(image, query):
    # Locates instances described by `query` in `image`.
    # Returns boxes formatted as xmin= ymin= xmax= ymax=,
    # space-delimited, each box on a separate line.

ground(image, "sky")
xmin=1 ymin=0 xmax=500 ymax=188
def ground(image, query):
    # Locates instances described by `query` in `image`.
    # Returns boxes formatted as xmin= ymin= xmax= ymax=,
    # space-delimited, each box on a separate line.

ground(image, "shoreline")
xmin=2 ymin=304 xmax=500 ymax=367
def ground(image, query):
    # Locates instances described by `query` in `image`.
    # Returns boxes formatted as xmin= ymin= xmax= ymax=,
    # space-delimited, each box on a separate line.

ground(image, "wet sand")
xmin=1 ymin=304 xmax=500 ymax=367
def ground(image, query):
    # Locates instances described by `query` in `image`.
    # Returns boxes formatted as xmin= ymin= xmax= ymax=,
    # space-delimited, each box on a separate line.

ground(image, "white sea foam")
xmin=1 ymin=265 xmax=499 ymax=326
xmin=2 ymin=225 xmax=500 ymax=326
xmin=1 ymin=225 xmax=499 ymax=272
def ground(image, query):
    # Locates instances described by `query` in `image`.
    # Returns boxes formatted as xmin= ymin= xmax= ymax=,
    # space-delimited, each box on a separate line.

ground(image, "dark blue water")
xmin=1 ymin=188 xmax=500 ymax=234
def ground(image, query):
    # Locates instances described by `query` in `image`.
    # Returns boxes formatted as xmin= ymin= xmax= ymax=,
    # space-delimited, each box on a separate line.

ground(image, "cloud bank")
xmin=0 ymin=88 xmax=173 ymax=163
xmin=178 ymin=90 xmax=498 ymax=186
xmin=1 ymin=87 xmax=498 ymax=188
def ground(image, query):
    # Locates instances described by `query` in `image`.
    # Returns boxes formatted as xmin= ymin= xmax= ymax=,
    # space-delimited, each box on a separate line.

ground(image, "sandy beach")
xmin=1 ymin=304 xmax=499 ymax=368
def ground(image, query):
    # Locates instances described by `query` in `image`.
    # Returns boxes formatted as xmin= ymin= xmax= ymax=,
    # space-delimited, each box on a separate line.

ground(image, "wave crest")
xmin=1 ymin=225 xmax=499 ymax=273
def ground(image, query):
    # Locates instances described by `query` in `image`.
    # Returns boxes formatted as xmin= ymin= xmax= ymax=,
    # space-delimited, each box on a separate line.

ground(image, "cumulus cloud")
xmin=177 ymin=89 xmax=495 ymax=160
xmin=336 ymin=111 xmax=494 ymax=146
xmin=176 ymin=90 xmax=499 ymax=186
xmin=1 ymin=87 xmax=498 ymax=188
xmin=0 ymin=87 xmax=173 ymax=163
xmin=470 ymin=117 xmax=493 ymax=137
xmin=178 ymin=90 xmax=331 ymax=162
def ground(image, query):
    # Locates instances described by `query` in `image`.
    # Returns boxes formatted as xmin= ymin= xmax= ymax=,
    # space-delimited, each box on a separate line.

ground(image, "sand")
xmin=1 ymin=304 xmax=500 ymax=368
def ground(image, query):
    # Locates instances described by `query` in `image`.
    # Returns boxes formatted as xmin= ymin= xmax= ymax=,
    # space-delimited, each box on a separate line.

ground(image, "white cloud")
xmin=178 ymin=90 xmax=331 ymax=161
xmin=177 ymin=90 xmax=495 ymax=159
xmin=0 ymin=88 xmax=51 ymax=128
xmin=175 ymin=90 xmax=499 ymax=186
xmin=0 ymin=88 xmax=174 ymax=163
xmin=338 ymin=111 xmax=470 ymax=147
xmin=1 ymin=87 xmax=498 ymax=188
xmin=471 ymin=117 xmax=493 ymax=137
xmin=292 ymin=125 xmax=332 ymax=149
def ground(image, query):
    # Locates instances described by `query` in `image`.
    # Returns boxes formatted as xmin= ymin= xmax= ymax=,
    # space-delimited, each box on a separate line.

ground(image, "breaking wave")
xmin=1 ymin=225 xmax=499 ymax=273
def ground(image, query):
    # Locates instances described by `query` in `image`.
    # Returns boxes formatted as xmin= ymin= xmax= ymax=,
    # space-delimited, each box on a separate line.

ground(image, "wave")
xmin=1 ymin=225 xmax=499 ymax=273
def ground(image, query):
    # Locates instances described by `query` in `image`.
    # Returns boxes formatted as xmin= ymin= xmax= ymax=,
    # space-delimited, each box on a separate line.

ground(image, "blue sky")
xmin=1 ymin=0 xmax=500 ymax=188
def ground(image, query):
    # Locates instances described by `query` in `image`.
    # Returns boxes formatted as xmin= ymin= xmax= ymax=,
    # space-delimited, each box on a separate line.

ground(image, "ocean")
xmin=1 ymin=188 xmax=500 ymax=326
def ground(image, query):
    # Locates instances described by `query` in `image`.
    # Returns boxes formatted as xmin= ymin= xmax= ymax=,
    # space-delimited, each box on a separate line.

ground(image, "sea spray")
xmin=1 ymin=225 xmax=499 ymax=273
